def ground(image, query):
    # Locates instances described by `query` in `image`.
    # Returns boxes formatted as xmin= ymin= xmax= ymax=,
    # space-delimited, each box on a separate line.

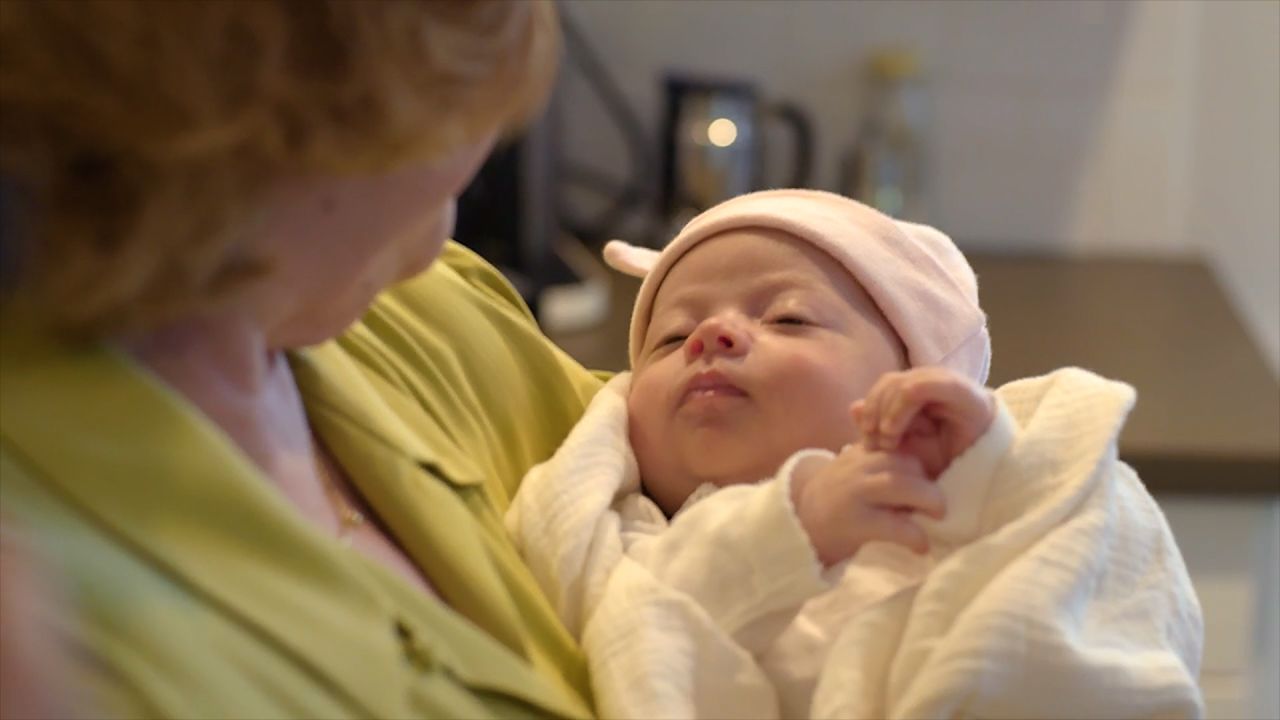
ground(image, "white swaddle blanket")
xmin=506 ymin=367 xmax=1204 ymax=719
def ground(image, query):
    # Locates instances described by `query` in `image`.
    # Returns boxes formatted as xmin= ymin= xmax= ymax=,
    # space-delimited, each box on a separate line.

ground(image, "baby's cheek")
xmin=626 ymin=386 xmax=673 ymax=507
xmin=774 ymin=354 xmax=869 ymax=428
xmin=780 ymin=352 xmax=867 ymax=398
xmin=626 ymin=368 xmax=657 ymax=416
xmin=626 ymin=373 xmax=665 ymax=450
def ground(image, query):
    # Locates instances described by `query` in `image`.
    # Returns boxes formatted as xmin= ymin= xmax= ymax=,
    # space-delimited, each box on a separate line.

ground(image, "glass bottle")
xmin=840 ymin=49 xmax=929 ymax=221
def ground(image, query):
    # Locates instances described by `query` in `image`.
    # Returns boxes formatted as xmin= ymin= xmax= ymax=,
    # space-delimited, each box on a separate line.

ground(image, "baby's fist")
xmin=790 ymin=445 xmax=945 ymax=565
xmin=852 ymin=367 xmax=994 ymax=479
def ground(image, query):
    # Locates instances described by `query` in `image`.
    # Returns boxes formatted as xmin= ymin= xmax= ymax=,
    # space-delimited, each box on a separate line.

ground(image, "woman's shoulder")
xmin=429 ymin=241 xmax=537 ymax=321
xmin=330 ymin=241 xmax=607 ymax=507
xmin=358 ymin=240 xmax=604 ymax=417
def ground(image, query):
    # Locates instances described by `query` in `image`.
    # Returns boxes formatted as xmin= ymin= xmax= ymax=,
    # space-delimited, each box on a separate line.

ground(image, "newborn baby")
xmin=508 ymin=190 xmax=1203 ymax=719
xmin=623 ymin=201 xmax=991 ymax=566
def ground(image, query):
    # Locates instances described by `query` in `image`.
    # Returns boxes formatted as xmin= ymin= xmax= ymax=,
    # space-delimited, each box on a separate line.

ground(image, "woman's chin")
xmin=270 ymin=292 xmax=377 ymax=349
xmin=394 ymin=256 xmax=437 ymax=286
xmin=273 ymin=317 xmax=360 ymax=349
xmin=271 ymin=238 xmax=440 ymax=349
xmin=397 ymin=239 xmax=447 ymax=284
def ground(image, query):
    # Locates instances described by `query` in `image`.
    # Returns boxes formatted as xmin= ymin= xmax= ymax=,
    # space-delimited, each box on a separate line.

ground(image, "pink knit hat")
xmin=604 ymin=189 xmax=991 ymax=384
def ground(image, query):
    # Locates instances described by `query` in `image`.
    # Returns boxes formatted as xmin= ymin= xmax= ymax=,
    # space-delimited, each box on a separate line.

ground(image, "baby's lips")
xmin=678 ymin=369 xmax=747 ymax=406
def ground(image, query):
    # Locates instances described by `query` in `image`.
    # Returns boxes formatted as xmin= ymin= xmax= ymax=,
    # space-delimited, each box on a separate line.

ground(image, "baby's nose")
xmin=685 ymin=316 xmax=750 ymax=361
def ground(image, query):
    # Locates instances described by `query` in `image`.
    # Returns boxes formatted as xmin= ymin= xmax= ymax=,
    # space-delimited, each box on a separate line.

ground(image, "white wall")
xmin=1186 ymin=0 xmax=1280 ymax=377
xmin=560 ymin=0 xmax=1204 ymax=255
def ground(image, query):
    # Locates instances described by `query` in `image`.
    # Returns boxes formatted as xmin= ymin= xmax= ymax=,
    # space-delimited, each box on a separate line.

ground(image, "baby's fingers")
xmin=860 ymin=373 xmax=905 ymax=448
xmin=851 ymin=400 xmax=883 ymax=450
xmin=879 ymin=384 xmax=935 ymax=443
xmin=879 ymin=371 xmax=975 ymax=443
xmin=863 ymin=510 xmax=930 ymax=555
xmin=865 ymin=468 xmax=947 ymax=521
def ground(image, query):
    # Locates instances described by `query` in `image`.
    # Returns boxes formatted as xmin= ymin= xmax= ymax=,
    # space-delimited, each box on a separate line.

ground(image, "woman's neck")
xmin=116 ymin=312 xmax=443 ymax=597
xmin=116 ymin=313 xmax=313 ymax=477
xmin=119 ymin=311 xmax=278 ymax=391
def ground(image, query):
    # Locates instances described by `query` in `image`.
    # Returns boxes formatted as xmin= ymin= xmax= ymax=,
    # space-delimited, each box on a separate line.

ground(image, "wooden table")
xmin=548 ymin=254 xmax=1280 ymax=494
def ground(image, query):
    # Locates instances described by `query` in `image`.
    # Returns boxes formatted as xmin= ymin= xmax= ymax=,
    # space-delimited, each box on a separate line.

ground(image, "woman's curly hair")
xmin=0 ymin=0 xmax=558 ymax=337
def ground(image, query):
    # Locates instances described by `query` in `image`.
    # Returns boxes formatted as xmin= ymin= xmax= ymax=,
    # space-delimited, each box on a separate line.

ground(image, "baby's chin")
xmin=691 ymin=458 xmax=774 ymax=488
xmin=652 ymin=455 xmax=789 ymax=514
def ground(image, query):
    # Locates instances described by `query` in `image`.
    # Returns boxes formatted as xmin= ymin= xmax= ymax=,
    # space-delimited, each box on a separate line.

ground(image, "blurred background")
xmin=452 ymin=3 xmax=1279 ymax=717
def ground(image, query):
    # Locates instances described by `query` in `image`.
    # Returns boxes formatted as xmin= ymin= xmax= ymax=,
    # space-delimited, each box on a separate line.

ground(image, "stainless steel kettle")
xmin=660 ymin=75 xmax=814 ymax=226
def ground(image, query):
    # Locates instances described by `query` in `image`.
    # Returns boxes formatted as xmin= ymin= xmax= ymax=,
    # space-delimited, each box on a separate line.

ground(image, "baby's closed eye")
xmin=766 ymin=312 xmax=818 ymax=328
xmin=659 ymin=333 xmax=689 ymax=347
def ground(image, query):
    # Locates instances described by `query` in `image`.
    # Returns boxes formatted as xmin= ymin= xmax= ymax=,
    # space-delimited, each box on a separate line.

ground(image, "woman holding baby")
xmin=0 ymin=2 xmax=1203 ymax=719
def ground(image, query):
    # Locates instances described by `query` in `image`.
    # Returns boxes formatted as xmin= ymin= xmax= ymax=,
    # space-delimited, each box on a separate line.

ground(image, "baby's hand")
xmin=790 ymin=445 xmax=946 ymax=566
xmin=852 ymin=367 xmax=995 ymax=479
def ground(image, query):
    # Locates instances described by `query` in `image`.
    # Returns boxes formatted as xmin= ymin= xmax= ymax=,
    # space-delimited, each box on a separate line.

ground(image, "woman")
xmin=0 ymin=3 xmax=604 ymax=717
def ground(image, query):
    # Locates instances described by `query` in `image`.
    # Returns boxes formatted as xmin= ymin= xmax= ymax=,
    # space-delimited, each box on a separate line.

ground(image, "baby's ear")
xmin=602 ymin=240 xmax=660 ymax=278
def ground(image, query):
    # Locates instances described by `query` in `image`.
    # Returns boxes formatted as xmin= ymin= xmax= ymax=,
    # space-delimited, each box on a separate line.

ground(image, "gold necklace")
xmin=315 ymin=451 xmax=365 ymax=543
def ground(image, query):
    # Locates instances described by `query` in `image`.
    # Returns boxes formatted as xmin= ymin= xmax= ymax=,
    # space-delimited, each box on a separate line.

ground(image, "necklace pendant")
xmin=343 ymin=507 xmax=365 ymax=529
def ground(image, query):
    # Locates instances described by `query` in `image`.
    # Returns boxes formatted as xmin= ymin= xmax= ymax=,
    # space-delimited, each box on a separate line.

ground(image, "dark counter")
xmin=971 ymin=254 xmax=1279 ymax=495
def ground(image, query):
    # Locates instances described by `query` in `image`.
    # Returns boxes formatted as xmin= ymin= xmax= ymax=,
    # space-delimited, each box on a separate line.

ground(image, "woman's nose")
xmin=684 ymin=316 xmax=751 ymax=362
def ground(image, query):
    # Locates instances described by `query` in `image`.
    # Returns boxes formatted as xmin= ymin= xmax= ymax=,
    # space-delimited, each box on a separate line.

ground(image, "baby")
xmin=508 ymin=190 xmax=1203 ymax=719
xmin=619 ymin=191 xmax=992 ymax=566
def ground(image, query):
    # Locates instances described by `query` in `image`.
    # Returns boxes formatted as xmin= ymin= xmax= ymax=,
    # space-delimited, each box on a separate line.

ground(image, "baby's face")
xmin=629 ymin=228 xmax=906 ymax=515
